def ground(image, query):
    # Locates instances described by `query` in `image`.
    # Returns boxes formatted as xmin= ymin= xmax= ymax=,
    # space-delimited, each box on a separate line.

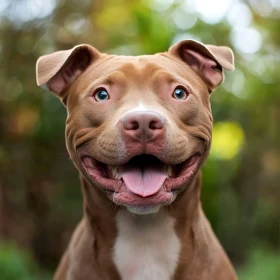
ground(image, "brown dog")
xmin=36 ymin=40 xmax=237 ymax=280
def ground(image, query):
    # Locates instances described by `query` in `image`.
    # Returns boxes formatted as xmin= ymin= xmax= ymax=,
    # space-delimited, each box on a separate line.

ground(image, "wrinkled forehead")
xmin=96 ymin=54 xmax=175 ymax=76
xmin=77 ymin=53 xmax=202 ymax=92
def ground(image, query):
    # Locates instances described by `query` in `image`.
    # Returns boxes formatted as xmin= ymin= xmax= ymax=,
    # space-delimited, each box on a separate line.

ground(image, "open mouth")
xmin=81 ymin=153 xmax=201 ymax=209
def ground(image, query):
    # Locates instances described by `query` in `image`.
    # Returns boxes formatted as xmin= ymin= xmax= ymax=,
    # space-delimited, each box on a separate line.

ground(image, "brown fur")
xmin=36 ymin=40 xmax=238 ymax=280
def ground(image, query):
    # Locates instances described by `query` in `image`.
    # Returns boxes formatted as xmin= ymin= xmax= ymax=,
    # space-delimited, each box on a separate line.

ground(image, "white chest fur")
xmin=113 ymin=211 xmax=181 ymax=280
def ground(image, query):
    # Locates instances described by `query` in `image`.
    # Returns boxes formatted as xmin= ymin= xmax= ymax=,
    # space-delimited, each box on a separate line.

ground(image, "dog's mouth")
xmin=82 ymin=154 xmax=201 ymax=213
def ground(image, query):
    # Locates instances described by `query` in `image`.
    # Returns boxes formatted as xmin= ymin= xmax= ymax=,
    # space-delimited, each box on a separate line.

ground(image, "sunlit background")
xmin=0 ymin=0 xmax=280 ymax=279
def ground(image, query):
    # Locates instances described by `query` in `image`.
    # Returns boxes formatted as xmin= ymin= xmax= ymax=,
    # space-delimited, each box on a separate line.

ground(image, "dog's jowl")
xmin=36 ymin=40 xmax=238 ymax=280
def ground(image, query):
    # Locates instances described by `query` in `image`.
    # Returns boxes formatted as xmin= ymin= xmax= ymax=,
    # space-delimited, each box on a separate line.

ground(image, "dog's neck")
xmin=79 ymin=172 xmax=216 ymax=279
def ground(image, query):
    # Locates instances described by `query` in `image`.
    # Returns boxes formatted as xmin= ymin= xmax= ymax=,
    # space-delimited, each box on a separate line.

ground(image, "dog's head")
xmin=36 ymin=40 xmax=234 ymax=215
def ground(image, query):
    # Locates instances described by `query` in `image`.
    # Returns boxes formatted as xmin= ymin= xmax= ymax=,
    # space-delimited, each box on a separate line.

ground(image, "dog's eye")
xmin=94 ymin=89 xmax=109 ymax=102
xmin=173 ymin=88 xmax=188 ymax=100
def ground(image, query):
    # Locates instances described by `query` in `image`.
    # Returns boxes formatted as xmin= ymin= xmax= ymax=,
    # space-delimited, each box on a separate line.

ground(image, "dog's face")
xmin=36 ymin=40 xmax=234 ymax=215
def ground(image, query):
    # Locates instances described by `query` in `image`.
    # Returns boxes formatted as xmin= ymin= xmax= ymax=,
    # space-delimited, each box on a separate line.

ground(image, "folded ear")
xmin=168 ymin=40 xmax=234 ymax=92
xmin=36 ymin=44 xmax=101 ymax=98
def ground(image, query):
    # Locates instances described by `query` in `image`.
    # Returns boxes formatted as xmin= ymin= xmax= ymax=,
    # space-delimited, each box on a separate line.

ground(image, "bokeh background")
xmin=0 ymin=0 xmax=280 ymax=279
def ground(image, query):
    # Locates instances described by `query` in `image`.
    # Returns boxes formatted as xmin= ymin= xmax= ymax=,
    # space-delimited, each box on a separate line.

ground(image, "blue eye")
xmin=173 ymin=88 xmax=188 ymax=100
xmin=94 ymin=89 xmax=109 ymax=102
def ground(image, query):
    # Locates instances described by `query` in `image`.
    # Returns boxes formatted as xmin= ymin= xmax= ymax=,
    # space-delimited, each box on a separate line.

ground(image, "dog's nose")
xmin=120 ymin=111 xmax=165 ymax=142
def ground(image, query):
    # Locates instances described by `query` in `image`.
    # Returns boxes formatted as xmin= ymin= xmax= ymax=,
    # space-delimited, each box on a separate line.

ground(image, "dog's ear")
xmin=36 ymin=44 xmax=101 ymax=99
xmin=169 ymin=40 xmax=234 ymax=92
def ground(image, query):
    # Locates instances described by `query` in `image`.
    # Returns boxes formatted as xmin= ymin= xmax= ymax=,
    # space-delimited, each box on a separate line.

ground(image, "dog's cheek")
xmin=66 ymin=90 xmax=113 ymax=129
xmin=96 ymin=130 xmax=127 ymax=163
xmin=68 ymin=99 xmax=111 ymax=130
xmin=170 ymin=94 xmax=200 ymax=126
xmin=170 ymin=96 xmax=212 ymax=151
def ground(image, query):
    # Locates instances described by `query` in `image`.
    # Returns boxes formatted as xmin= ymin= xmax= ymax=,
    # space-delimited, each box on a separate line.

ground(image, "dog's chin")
xmin=80 ymin=153 xmax=202 ymax=215
xmin=125 ymin=205 xmax=162 ymax=215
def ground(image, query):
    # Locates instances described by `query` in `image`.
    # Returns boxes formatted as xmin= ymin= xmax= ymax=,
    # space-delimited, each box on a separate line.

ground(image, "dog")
xmin=36 ymin=39 xmax=237 ymax=280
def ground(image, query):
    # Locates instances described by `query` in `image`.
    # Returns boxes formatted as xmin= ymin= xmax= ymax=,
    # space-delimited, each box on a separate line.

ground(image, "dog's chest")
xmin=113 ymin=211 xmax=181 ymax=280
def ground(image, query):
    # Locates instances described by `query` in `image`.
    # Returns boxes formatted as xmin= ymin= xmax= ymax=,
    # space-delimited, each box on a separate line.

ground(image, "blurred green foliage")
xmin=0 ymin=0 xmax=280 ymax=279
xmin=238 ymin=247 xmax=280 ymax=280
xmin=0 ymin=242 xmax=51 ymax=280
xmin=0 ymin=242 xmax=34 ymax=280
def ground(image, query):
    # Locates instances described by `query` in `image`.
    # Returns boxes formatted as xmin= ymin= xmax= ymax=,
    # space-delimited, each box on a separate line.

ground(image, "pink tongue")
xmin=120 ymin=163 xmax=167 ymax=197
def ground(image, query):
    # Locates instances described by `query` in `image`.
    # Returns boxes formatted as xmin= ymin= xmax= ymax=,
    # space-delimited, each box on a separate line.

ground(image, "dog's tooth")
xmin=115 ymin=167 xmax=120 ymax=179
xmin=110 ymin=166 xmax=120 ymax=179
xmin=112 ymin=166 xmax=117 ymax=178
xmin=167 ymin=165 xmax=173 ymax=177
xmin=115 ymin=170 xmax=121 ymax=179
